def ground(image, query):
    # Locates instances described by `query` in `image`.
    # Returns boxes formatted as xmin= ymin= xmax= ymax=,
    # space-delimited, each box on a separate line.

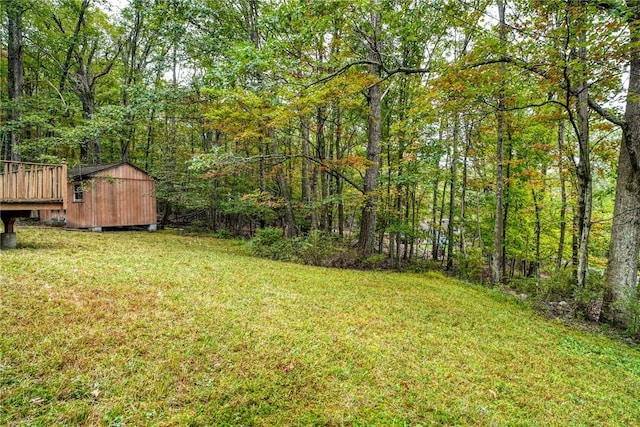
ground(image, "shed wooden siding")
xmin=58 ymin=164 xmax=156 ymax=229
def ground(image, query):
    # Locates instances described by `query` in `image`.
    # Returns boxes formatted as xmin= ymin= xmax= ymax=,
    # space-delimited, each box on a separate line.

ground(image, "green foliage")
xmin=604 ymin=286 xmax=640 ymax=336
xmin=507 ymin=266 xmax=575 ymax=300
xmin=456 ymin=247 xmax=486 ymax=283
xmin=220 ymin=191 xmax=279 ymax=225
xmin=574 ymin=269 xmax=606 ymax=320
xmin=542 ymin=268 xmax=577 ymax=300
xmin=213 ymin=228 xmax=233 ymax=239
xmin=625 ymin=295 xmax=640 ymax=336
xmin=247 ymin=227 xmax=299 ymax=262
xmin=297 ymin=230 xmax=357 ymax=268
xmin=360 ymin=253 xmax=388 ymax=270
xmin=248 ymin=228 xmax=357 ymax=267
xmin=401 ymin=258 xmax=442 ymax=273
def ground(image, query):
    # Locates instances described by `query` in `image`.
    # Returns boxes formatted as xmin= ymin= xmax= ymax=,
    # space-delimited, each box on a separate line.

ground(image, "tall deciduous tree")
xmin=491 ymin=0 xmax=507 ymax=284
xmin=5 ymin=0 xmax=25 ymax=160
xmin=571 ymin=0 xmax=594 ymax=315
xmin=602 ymin=0 xmax=640 ymax=326
xmin=358 ymin=1 xmax=382 ymax=257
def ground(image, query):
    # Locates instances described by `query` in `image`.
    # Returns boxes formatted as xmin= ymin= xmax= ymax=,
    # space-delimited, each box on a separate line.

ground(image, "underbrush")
xmin=509 ymin=268 xmax=575 ymax=303
xmin=248 ymin=228 xmax=630 ymax=335
xmin=247 ymin=228 xmax=359 ymax=268
xmin=247 ymin=229 xmax=450 ymax=271
xmin=248 ymin=230 xmax=583 ymax=293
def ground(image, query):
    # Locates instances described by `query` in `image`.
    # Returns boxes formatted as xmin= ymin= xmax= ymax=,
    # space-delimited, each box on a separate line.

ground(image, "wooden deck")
xmin=0 ymin=161 xmax=67 ymax=211
xmin=1 ymin=161 xmax=67 ymax=248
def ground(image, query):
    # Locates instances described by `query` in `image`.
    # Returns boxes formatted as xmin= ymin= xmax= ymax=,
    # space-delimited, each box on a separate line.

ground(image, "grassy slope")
xmin=1 ymin=228 xmax=639 ymax=426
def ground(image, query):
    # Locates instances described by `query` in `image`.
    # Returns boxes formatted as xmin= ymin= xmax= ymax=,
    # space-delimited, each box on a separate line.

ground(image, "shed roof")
xmin=68 ymin=162 xmax=150 ymax=180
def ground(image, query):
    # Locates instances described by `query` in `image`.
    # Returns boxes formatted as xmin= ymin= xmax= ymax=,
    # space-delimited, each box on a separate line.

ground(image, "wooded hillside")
xmin=2 ymin=0 xmax=639 ymax=329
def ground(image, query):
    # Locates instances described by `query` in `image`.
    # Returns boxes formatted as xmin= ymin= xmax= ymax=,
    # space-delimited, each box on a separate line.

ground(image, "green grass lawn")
xmin=1 ymin=227 xmax=639 ymax=426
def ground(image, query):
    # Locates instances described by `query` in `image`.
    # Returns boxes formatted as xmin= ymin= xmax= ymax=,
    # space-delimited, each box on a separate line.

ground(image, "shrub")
xmin=541 ymin=268 xmax=576 ymax=299
xmin=183 ymin=219 xmax=210 ymax=234
xmin=403 ymin=258 xmax=442 ymax=273
xmin=573 ymin=269 xmax=606 ymax=321
xmin=360 ymin=253 xmax=388 ymax=270
xmin=625 ymin=294 xmax=640 ymax=336
xmin=506 ymin=268 xmax=576 ymax=304
xmin=248 ymin=228 xmax=360 ymax=267
xmin=297 ymin=230 xmax=357 ymax=267
xmin=247 ymin=227 xmax=300 ymax=262
xmin=455 ymin=247 xmax=485 ymax=282
xmin=214 ymin=228 xmax=233 ymax=239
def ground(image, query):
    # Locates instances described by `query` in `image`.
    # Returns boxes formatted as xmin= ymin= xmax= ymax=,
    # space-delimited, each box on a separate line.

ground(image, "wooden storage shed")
xmin=42 ymin=162 xmax=157 ymax=231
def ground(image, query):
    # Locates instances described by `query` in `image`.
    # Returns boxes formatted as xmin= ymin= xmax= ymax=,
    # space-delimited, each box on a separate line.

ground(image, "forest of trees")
xmin=2 ymin=0 xmax=640 ymax=329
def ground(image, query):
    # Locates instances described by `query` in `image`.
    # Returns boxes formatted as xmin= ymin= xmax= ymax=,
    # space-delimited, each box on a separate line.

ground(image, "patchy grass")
xmin=1 ymin=227 xmax=639 ymax=425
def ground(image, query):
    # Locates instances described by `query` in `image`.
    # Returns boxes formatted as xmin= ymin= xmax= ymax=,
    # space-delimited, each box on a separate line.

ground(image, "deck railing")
xmin=0 ymin=161 xmax=67 ymax=207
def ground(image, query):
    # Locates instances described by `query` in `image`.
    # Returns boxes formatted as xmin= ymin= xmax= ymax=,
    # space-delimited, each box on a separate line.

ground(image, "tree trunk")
xmin=491 ymin=0 xmax=507 ymax=285
xmin=317 ymin=106 xmax=330 ymax=231
xmin=145 ymin=106 xmax=156 ymax=171
xmin=335 ymin=105 xmax=345 ymax=237
xmin=491 ymin=98 xmax=506 ymax=283
xmin=603 ymin=0 xmax=640 ymax=325
xmin=310 ymin=150 xmax=320 ymax=230
xmin=604 ymin=132 xmax=640 ymax=324
xmin=459 ymin=124 xmax=470 ymax=260
xmin=80 ymin=92 xmax=100 ymax=164
xmin=57 ymin=0 xmax=90 ymax=92
xmin=531 ymin=173 xmax=545 ymax=279
xmin=393 ymin=146 xmax=402 ymax=266
xmin=270 ymin=132 xmax=298 ymax=238
xmin=437 ymin=176 xmax=448 ymax=264
xmin=431 ymin=174 xmax=440 ymax=260
xmin=358 ymin=6 xmax=382 ymax=257
xmin=556 ymin=120 xmax=567 ymax=271
xmin=410 ymin=190 xmax=418 ymax=259
xmin=300 ymin=116 xmax=311 ymax=209
xmin=432 ymin=124 xmax=444 ymax=260
xmin=120 ymin=2 xmax=156 ymax=162
xmin=502 ymin=127 xmax=514 ymax=280
xmin=6 ymin=1 xmax=24 ymax=161
xmin=574 ymin=0 xmax=595 ymax=318
xmin=575 ymin=105 xmax=592 ymax=303
xmin=446 ymin=120 xmax=459 ymax=271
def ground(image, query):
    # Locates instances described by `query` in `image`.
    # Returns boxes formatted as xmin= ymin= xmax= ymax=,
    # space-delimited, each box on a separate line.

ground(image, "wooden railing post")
xmin=61 ymin=163 xmax=68 ymax=210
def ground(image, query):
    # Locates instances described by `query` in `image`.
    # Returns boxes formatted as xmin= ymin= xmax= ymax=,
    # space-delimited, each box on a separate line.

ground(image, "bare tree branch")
xmin=305 ymin=60 xmax=379 ymax=88
xmin=306 ymin=60 xmax=432 ymax=89
xmin=588 ymin=97 xmax=626 ymax=127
